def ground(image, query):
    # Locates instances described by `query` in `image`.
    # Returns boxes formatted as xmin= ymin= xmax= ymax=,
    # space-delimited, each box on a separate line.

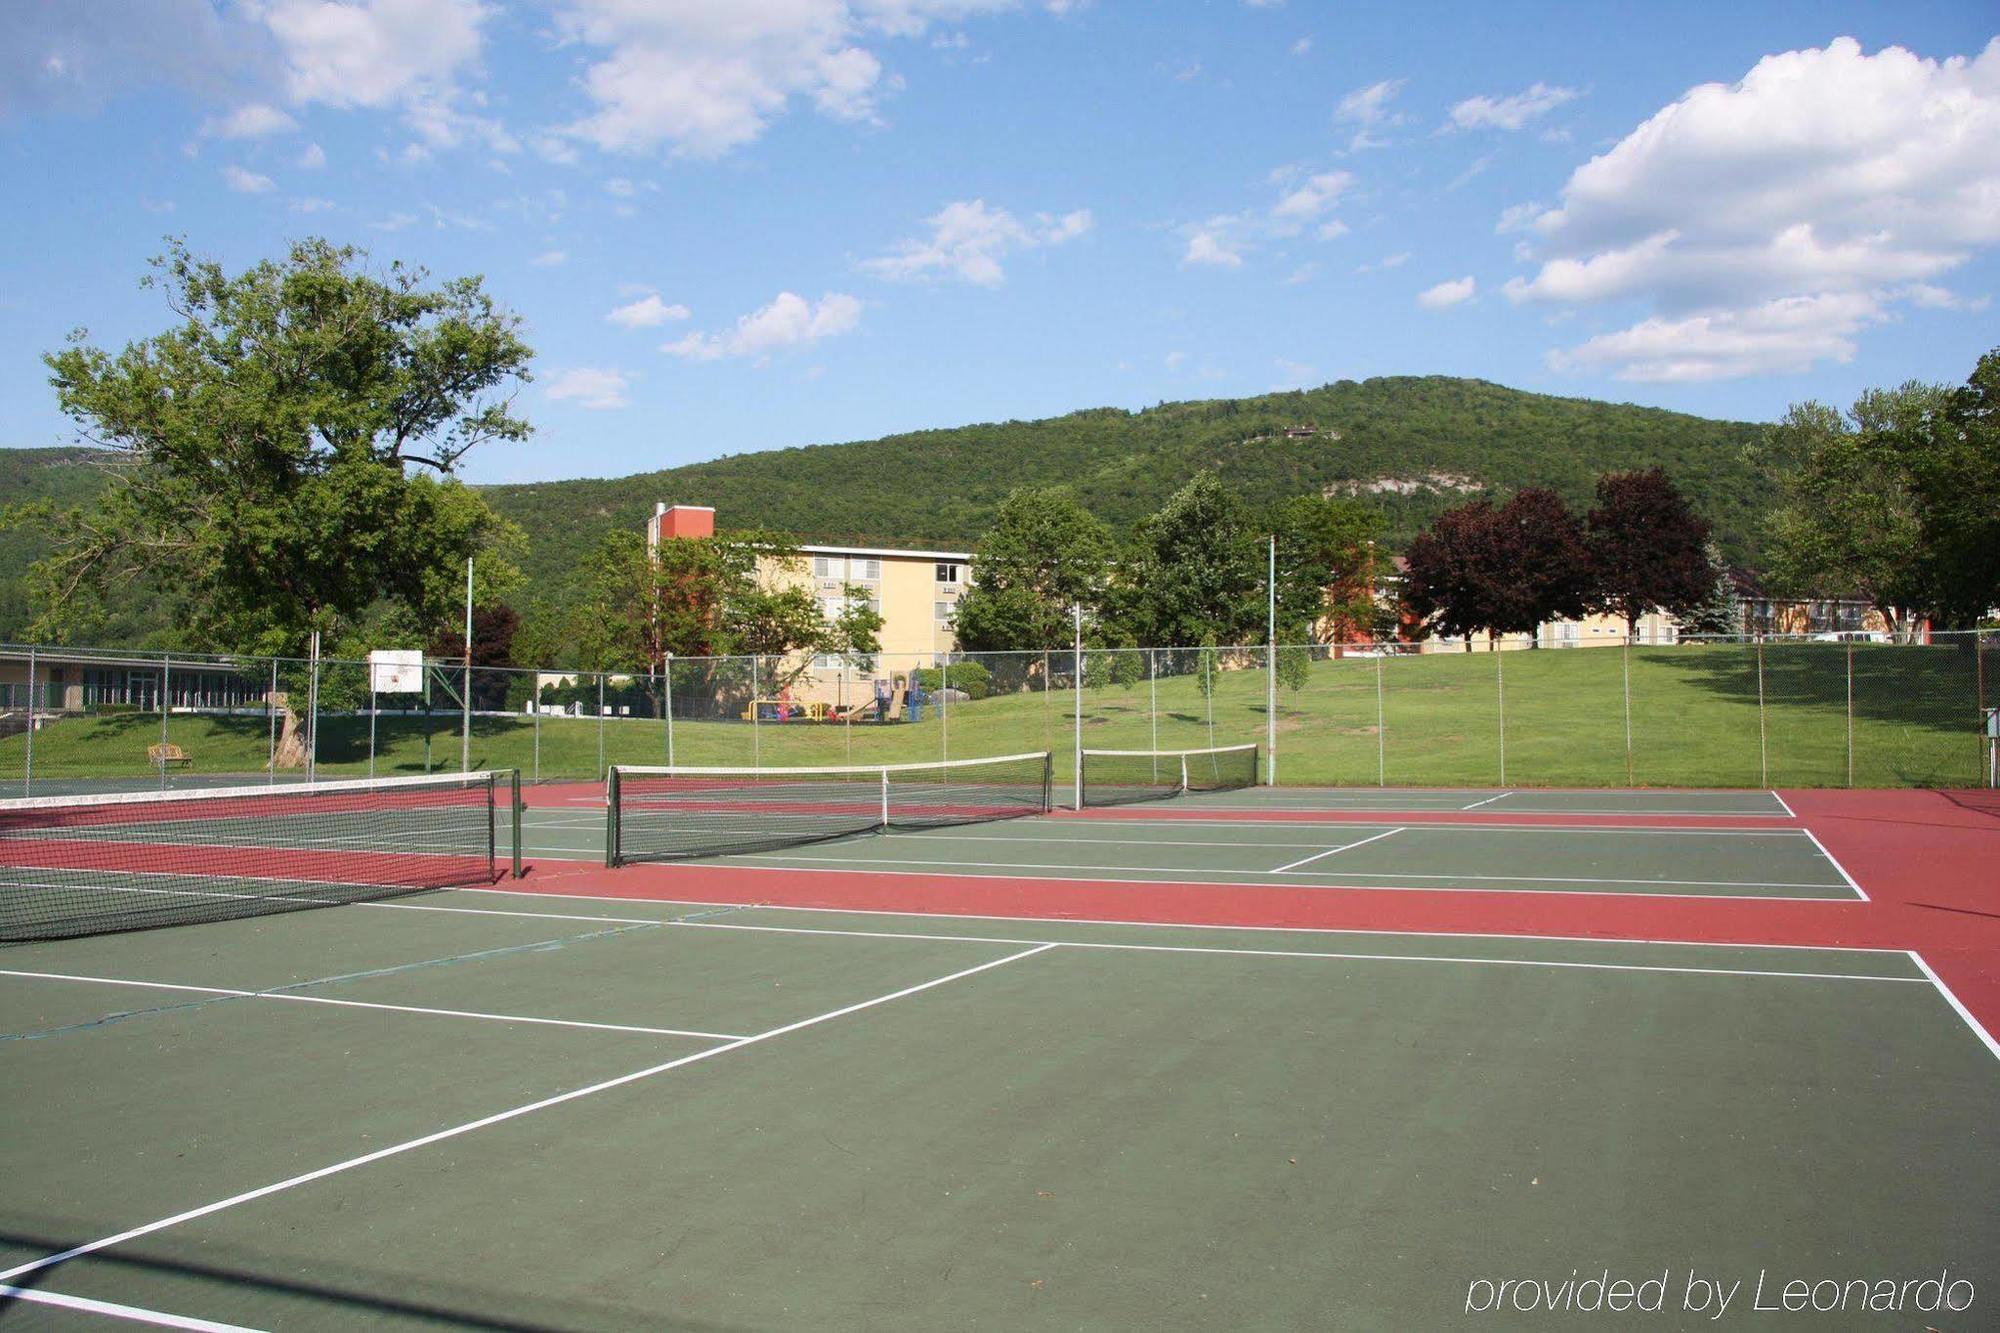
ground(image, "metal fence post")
xmin=664 ymin=652 xmax=675 ymax=767
xmin=1071 ymin=607 xmax=1082 ymax=810
xmin=159 ymin=654 xmax=171 ymax=789
xmin=267 ymin=658 xmax=278 ymax=783
xmin=1148 ymin=649 xmax=1159 ymax=787
xmin=752 ymin=656 xmax=761 ymax=770
xmin=596 ymin=672 xmax=606 ymax=782
xmin=1845 ymin=642 xmax=1855 ymax=788
xmin=23 ymin=645 xmax=34 ymax=796
xmin=1622 ymin=640 xmax=1634 ymax=786
xmin=1375 ymin=650 xmax=1386 ymax=788
xmin=307 ymin=632 xmax=320 ymax=784
xmin=1495 ymin=643 xmax=1507 ymax=787
xmin=1756 ymin=638 xmax=1769 ymax=789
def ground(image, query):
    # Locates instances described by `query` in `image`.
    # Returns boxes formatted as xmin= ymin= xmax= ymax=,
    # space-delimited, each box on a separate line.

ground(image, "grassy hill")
xmin=0 ymin=376 xmax=1773 ymax=640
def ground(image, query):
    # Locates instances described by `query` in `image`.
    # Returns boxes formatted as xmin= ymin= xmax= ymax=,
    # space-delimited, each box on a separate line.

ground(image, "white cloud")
xmin=1353 ymin=250 xmax=1409 ymax=274
xmin=861 ymin=199 xmax=1091 ymax=286
xmin=1181 ymin=226 xmax=1244 ymax=268
xmin=258 ymin=0 xmax=511 ymax=153
xmin=1164 ymin=351 xmax=1188 ymax=369
xmin=221 ymin=164 xmax=275 ymax=193
xmin=201 ymin=102 xmax=297 ymax=138
xmin=288 ymin=196 xmax=334 ymax=212
xmin=608 ymin=293 xmax=692 ymax=328
xmin=297 ymin=141 xmax=326 ymax=168
xmin=263 ymin=0 xmax=487 ymax=109
xmin=551 ymin=1 xmax=1045 ymax=159
xmin=1334 ymin=77 xmax=1407 ymax=149
xmin=546 ymin=367 xmax=634 ymax=409
xmin=1517 ymin=36 xmax=2000 ymax=380
xmin=1290 ymin=36 xmax=1311 ymax=57
xmin=665 ymin=291 xmax=862 ymax=362
xmin=1270 ymin=170 xmax=1354 ymax=233
xmin=531 ymin=249 xmax=568 ymax=267
xmin=1495 ymin=202 xmax=1544 ymax=234
xmin=1417 ymin=275 xmax=1475 ymax=308
xmin=1549 ymin=291 xmax=1879 ymax=382
xmin=1282 ymin=261 xmax=1319 ymax=285
xmin=604 ymin=176 xmax=636 ymax=197
xmin=1447 ymin=82 xmax=1579 ymax=132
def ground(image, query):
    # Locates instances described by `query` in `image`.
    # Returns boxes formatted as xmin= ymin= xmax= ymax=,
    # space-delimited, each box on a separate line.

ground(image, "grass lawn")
xmin=3 ymin=642 xmax=1986 ymax=792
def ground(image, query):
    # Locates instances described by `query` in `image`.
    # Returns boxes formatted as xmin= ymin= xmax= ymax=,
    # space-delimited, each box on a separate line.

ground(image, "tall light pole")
xmin=1267 ymin=534 xmax=1277 ymax=786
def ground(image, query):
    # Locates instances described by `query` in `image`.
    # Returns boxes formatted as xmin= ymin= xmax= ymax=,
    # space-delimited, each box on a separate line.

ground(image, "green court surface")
xmin=521 ymin=806 xmax=1860 ymax=899
xmin=1 ymin=892 xmax=1993 ymax=1328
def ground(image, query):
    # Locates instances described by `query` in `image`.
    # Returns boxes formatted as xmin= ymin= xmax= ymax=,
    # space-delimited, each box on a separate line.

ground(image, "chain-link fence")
xmin=2 ymin=632 xmax=1992 ymax=797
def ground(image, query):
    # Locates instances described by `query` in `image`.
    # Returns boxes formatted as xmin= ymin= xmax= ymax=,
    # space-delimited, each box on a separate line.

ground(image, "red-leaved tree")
xmin=1585 ymin=469 xmax=1713 ymax=638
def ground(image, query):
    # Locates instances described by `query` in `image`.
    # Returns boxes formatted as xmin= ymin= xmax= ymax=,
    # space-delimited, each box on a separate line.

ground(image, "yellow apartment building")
xmin=646 ymin=503 xmax=971 ymax=709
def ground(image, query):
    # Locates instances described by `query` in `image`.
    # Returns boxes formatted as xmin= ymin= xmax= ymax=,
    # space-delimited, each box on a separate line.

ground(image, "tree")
xmin=1677 ymin=543 xmax=1742 ymax=637
xmin=1402 ymin=490 xmax=1591 ymax=646
xmin=1115 ymin=471 xmax=1265 ymax=647
xmin=1585 ymin=468 xmax=1713 ymax=638
xmin=1897 ymin=348 xmax=2000 ymax=627
xmin=1751 ymin=385 xmax=1946 ymax=641
xmin=951 ymin=486 xmax=1114 ymax=653
xmin=1400 ymin=500 xmax=1506 ymax=648
xmin=16 ymin=238 xmax=532 ymax=654
xmin=1486 ymin=487 xmax=1592 ymax=639
xmin=1269 ymin=495 xmax=1382 ymax=643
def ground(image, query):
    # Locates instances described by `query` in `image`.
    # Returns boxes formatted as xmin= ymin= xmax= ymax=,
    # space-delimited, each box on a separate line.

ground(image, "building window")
xmin=935 ymin=600 xmax=952 ymax=623
xmin=862 ymin=558 xmax=881 ymax=580
xmin=935 ymin=562 xmax=961 ymax=584
xmin=813 ymin=555 xmax=835 ymax=578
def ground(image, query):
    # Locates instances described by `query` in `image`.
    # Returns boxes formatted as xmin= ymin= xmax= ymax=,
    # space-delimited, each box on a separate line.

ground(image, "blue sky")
xmin=1 ymin=0 xmax=1995 ymax=487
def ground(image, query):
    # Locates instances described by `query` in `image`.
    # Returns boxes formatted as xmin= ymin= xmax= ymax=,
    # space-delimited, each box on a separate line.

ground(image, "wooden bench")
xmin=147 ymin=743 xmax=192 ymax=770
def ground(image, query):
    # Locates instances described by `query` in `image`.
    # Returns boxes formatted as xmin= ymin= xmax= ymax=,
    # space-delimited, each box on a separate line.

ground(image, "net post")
xmin=509 ymin=768 xmax=523 ymax=879
xmin=486 ymin=768 xmax=497 ymax=879
xmin=1178 ymin=753 xmax=1189 ymax=794
xmin=605 ymin=766 xmax=621 ymax=868
xmin=1042 ymin=750 xmax=1053 ymax=812
xmin=880 ymin=768 xmax=891 ymax=830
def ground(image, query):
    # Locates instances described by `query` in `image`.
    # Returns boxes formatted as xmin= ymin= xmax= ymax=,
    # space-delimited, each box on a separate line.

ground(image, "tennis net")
xmin=1079 ymin=743 xmax=1260 ymax=807
xmin=0 ymin=771 xmax=517 ymax=942
xmin=609 ymin=751 xmax=1054 ymax=864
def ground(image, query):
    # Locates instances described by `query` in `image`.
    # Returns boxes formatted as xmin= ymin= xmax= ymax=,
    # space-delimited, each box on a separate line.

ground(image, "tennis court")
xmin=3 ymin=755 xmax=1996 ymax=1327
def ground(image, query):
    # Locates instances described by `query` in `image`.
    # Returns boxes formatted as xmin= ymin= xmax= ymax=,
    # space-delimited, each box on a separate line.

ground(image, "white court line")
xmin=1145 ymin=804 xmax=1794 ymax=818
xmin=1272 ymin=828 xmax=1404 ymax=874
xmin=1049 ymin=816 xmax=1809 ymax=836
xmin=0 ymin=968 xmax=744 ymax=1042
xmin=1800 ymin=828 xmax=1869 ymax=902
xmin=386 ymin=896 xmax=1920 ymax=976
xmin=1460 ymin=792 xmax=1511 ymax=810
xmin=0 ymin=943 xmax=1059 ymax=1289
xmin=0 ymin=1284 xmax=261 ymax=1331
xmin=899 ymin=825 xmax=1809 ymax=849
xmin=1771 ymin=791 xmax=1798 ymax=818
xmin=444 ymin=887 xmax=1915 ymax=954
xmin=1907 ymin=951 xmax=2000 ymax=1063
xmin=719 ymin=850 xmax=1852 ymax=896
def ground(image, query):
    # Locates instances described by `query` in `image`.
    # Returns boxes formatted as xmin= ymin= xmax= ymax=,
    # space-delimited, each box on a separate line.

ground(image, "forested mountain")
xmin=1 ymin=377 xmax=1773 ymax=642
xmin=484 ymin=377 xmax=1771 ymax=589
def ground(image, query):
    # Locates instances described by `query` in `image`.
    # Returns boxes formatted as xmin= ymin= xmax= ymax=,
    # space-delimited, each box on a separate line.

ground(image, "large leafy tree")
xmin=1400 ymin=500 xmax=1506 ymax=647
xmin=1269 ymin=494 xmax=1382 ymax=642
xmin=1897 ymin=348 xmax=2000 ymax=627
xmin=16 ymin=238 xmax=532 ymax=654
xmin=1486 ymin=487 xmax=1593 ymax=638
xmin=1402 ymin=489 xmax=1591 ymax=645
xmin=1114 ymin=470 xmax=1265 ymax=647
xmin=1751 ymin=384 xmax=1945 ymax=641
xmin=951 ymin=486 xmax=1114 ymax=653
xmin=1585 ymin=468 xmax=1713 ymax=638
